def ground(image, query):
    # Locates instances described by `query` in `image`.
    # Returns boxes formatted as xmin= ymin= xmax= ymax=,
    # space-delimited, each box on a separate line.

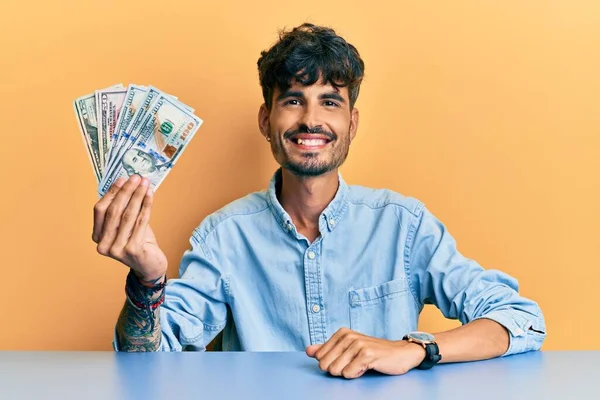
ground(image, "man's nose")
xmin=298 ymin=103 xmax=321 ymax=130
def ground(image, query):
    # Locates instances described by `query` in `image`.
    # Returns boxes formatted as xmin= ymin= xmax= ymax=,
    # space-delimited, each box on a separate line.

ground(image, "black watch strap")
xmin=417 ymin=342 xmax=442 ymax=370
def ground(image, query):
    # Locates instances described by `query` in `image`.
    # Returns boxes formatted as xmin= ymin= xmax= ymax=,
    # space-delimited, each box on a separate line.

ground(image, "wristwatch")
xmin=402 ymin=331 xmax=442 ymax=370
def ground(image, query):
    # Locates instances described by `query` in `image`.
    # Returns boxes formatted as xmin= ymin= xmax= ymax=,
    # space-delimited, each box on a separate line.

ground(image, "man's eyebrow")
xmin=276 ymin=90 xmax=305 ymax=101
xmin=319 ymin=92 xmax=346 ymax=103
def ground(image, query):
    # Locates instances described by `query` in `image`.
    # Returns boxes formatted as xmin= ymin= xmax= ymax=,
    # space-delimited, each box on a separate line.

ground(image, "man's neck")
xmin=277 ymin=168 xmax=340 ymax=239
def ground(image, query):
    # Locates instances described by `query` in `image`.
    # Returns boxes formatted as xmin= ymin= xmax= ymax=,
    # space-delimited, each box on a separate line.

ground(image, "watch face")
xmin=409 ymin=331 xmax=435 ymax=343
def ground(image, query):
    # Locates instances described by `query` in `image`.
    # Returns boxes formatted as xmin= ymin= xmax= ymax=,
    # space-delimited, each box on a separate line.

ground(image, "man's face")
xmin=123 ymin=149 xmax=155 ymax=174
xmin=260 ymin=80 xmax=359 ymax=177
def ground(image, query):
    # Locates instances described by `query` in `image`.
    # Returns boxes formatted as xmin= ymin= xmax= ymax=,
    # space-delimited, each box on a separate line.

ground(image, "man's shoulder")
xmin=347 ymin=184 xmax=425 ymax=218
xmin=192 ymin=190 xmax=270 ymax=242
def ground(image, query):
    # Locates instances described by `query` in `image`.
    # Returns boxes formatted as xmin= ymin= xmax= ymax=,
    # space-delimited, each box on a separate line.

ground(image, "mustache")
xmin=283 ymin=125 xmax=337 ymax=141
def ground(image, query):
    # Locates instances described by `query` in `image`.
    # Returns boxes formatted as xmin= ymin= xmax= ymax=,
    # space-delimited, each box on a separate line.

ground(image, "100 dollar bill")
xmin=99 ymin=95 xmax=202 ymax=196
xmin=104 ymin=84 xmax=147 ymax=173
xmin=103 ymin=87 xmax=195 ymax=181
xmin=104 ymin=86 xmax=163 ymax=176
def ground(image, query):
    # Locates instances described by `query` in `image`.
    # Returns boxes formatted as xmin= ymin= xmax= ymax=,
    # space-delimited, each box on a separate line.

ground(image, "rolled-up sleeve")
xmin=405 ymin=205 xmax=546 ymax=356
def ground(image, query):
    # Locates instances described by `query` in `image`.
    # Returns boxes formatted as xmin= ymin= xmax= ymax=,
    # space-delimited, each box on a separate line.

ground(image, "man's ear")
xmin=349 ymin=107 xmax=359 ymax=142
xmin=258 ymin=104 xmax=270 ymax=139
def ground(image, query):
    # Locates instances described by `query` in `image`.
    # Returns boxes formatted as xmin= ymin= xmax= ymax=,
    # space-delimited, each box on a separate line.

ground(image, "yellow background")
xmin=1 ymin=0 xmax=598 ymax=351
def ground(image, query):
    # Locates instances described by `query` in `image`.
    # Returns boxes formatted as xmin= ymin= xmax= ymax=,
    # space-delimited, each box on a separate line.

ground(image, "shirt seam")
xmin=186 ymin=230 xmax=230 ymax=331
xmin=316 ymin=247 xmax=326 ymax=342
xmin=348 ymin=199 xmax=421 ymax=218
xmin=224 ymin=274 xmax=232 ymax=305
xmin=192 ymin=204 xmax=271 ymax=245
xmin=401 ymin=201 xmax=426 ymax=308
xmin=203 ymin=321 xmax=228 ymax=332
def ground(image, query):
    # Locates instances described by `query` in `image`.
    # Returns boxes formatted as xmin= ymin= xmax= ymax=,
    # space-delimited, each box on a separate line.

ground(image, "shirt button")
xmin=312 ymin=304 xmax=320 ymax=313
xmin=329 ymin=218 xmax=335 ymax=226
xmin=307 ymin=251 xmax=316 ymax=259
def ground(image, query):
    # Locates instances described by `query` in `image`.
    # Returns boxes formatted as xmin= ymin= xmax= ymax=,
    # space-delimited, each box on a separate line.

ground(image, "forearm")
xmin=435 ymin=318 xmax=509 ymax=363
xmin=116 ymin=300 xmax=162 ymax=352
xmin=116 ymin=271 xmax=166 ymax=352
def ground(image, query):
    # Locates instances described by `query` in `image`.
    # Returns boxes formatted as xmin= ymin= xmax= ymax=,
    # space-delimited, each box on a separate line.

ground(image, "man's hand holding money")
xmin=92 ymin=175 xmax=167 ymax=284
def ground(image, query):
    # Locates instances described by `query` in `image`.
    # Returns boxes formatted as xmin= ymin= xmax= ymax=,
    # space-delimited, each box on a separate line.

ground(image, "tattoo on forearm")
xmin=116 ymin=270 xmax=166 ymax=352
xmin=116 ymin=299 xmax=162 ymax=352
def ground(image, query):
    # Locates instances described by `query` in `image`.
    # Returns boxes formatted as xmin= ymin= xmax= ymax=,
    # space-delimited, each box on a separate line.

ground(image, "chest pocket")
xmin=349 ymin=278 xmax=414 ymax=340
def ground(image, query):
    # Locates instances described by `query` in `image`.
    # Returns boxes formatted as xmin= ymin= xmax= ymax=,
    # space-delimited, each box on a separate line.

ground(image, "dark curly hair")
xmin=257 ymin=23 xmax=365 ymax=110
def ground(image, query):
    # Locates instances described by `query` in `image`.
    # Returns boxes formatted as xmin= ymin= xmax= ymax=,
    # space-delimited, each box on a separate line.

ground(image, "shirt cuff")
xmin=474 ymin=309 xmax=546 ymax=357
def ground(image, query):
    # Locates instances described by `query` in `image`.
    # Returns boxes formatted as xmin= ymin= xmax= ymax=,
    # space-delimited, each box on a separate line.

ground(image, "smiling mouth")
xmin=292 ymin=138 xmax=330 ymax=146
xmin=287 ymin=133 xmax=334 ymax=150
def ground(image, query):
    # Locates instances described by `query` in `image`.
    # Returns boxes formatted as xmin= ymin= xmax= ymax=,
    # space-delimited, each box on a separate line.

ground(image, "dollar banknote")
xmin=104 ymin=84 xmax=148 ymax=174
xmin=103 ymin=88 xmax=195 ymax=181
xmin=95 ymin=87 xmax=127 ymax=171
xmin=73 ymin=84 xmax=122 ymax=182
xmin=74 ymin=93 xmax=101 ymax=182
xmin=104 ymin=86 xmax=164 ymax=177
xmin=75 ymin=84 xmax=202 ymax=194
xmin=98 ymin=94 xmax=202 ymax=196
xmin=116 ymin=88 xmax=194 ymax=158
xmin=123 ymin=88 xmax=196 ymax=145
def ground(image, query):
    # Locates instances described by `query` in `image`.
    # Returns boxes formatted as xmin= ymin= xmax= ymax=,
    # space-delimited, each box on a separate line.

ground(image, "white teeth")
xmin=295 ymin=139 xmax=326 ymax=146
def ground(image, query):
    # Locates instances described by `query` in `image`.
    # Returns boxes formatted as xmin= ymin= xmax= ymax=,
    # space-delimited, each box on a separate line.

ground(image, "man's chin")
xmin=283 ymin=161 xmax=334 ymax=178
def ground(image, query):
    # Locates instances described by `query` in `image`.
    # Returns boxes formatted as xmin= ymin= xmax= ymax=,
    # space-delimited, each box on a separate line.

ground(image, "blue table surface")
xmin=0 ymin=351 xmax=598 ymax=400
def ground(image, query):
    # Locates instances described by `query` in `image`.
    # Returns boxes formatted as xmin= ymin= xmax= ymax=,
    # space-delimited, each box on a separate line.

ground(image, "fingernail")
xmin=146 ymin=187 xmax=154 ymax=197
xmin=114 ymin=177 xmax=126 ymax=187
xmin=141 ymin=178 xmax=149 ymax=187
xmin=130 ymin=174 xmax=141 ymax=184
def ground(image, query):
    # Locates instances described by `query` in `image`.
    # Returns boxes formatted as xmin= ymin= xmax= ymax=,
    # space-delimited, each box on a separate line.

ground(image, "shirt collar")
xmin=266 ymin=168 xmax=349 ymax=235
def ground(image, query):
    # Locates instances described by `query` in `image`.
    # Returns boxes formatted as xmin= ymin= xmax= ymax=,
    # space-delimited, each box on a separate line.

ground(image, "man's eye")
xmin=324 ymin=101 xmax=338 ymax=107
xmin=284 ymin=99 xmax=300 ymax=106
xmin=132 ymin=157 xmax=138 ymax=163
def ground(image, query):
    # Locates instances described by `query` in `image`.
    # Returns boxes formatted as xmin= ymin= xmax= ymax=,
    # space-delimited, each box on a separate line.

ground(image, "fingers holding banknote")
xmin=92 ymin=177 xmax=126 ymax=243
xmin=93 ymin=175 xmax=167 ymax=281
xmin=109 ymin=175 xmax=149 ymax=250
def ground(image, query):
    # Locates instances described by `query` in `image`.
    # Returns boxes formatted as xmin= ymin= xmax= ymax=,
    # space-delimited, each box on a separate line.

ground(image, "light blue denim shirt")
xmin=115 ymin=169 xmax=546 ymax=354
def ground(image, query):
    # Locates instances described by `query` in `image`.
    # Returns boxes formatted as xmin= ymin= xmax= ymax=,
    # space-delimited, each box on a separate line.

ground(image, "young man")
xmin=92 ymin=23 xmax=546 ymax=379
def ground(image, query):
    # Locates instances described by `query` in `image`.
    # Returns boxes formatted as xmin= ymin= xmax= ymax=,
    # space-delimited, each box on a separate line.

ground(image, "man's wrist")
xmin=394 ymin=340 xmax=427 ymax=370
xmin=406 ymin=341 xmax=428 ymax=368
xmin=402 ymin=331 xmax=442 ymax=370
xmin=132 ymin=270 xmax=167 ymax=288
xmin=126 ymin=270 xmax=166 ymax=301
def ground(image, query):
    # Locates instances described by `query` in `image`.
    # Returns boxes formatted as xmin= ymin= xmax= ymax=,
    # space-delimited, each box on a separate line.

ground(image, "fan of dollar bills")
xmin=73 ymin=84 xmax=203 ymax=197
